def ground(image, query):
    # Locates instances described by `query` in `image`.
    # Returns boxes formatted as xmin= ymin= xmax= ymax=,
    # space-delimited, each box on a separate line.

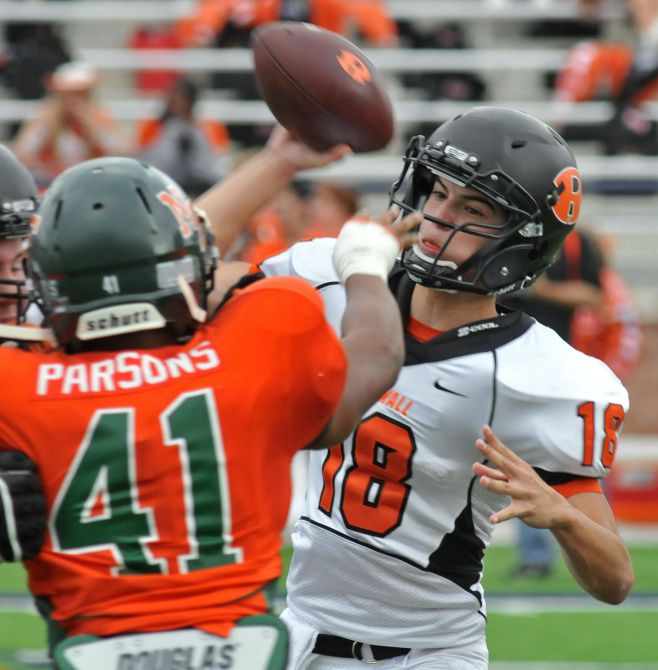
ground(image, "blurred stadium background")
xmin=1 ymin=1 xmax=658 ymax=668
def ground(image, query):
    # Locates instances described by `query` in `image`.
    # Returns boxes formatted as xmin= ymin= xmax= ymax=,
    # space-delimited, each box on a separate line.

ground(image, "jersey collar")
xmin=388 ymin=263 xmax=534 ymax=364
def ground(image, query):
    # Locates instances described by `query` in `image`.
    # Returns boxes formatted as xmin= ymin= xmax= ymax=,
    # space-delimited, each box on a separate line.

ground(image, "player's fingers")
xmin=398 ymin=210 xmax=423 ymax=230
xmin=396 ymin=230 xmax=418 ymax=250
xmin=325 ymin=144 xmax=353 ymax=162
xmin=490 ymin=505 xmax=521 ymax=525
xmin=476 ymin=433 xmax=523 ymax=474
xmin=378 ymin=205 xmax=400 ymax=226
xmin=476 ymin=473 xmax=516 ymax=497
xmin=472 ymin=462 xmax=507 ymax=482
xmin=482 ymin=425 xmax=524 ymax=464
xmin=388 ymin=211 xmax=422 ymax=240
xmin=378 ymin=209 xmax=420 ymax=249
xmin=475 ymin=438 xmax=510 ymax=469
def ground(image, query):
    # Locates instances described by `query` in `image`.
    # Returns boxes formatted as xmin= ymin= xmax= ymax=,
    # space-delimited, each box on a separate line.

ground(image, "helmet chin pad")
xmin=402 ymin=245 xmax=461 ymax=292
xmin=411 ymin=244 xmax=459 ymax=271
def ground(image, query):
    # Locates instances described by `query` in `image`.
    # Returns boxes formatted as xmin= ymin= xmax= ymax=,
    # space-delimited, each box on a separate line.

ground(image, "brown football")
xmin=251 ymin=21 xmax=394 ymax=153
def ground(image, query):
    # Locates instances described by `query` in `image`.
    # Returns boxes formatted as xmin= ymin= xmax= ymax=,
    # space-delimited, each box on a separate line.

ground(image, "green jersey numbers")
xmin=50 ymin=390 xmax=242 ymax=576
xmin=162 ymin=391 xmax=241 ymax=573
xmin=51 ymin=408 xmax=161 ymax=576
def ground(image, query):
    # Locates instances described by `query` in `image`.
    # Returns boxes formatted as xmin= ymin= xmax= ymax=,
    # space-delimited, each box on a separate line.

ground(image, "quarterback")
xmin=201 ymin=107 xmax=634 ymax=669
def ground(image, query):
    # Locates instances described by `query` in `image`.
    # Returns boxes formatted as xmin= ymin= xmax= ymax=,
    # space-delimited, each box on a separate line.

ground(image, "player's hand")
xmin=0 ymin=450 xmax=47 ymax=562
xmin=378 ymin=205 xmax=421 ymax=252
xmin=333 ymin=217 xmax=398 ymax=284
xmin=472 ymin=425 xmax=572 ymax=529
xmin=265 ymin=124 xmax=352 ymax=172
xmin=333 ymin=209 xmax=420 ymax=284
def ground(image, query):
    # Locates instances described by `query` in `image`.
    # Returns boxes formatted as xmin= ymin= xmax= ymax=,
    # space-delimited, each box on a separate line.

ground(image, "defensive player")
xmin=0 ymin=155 xmax=413 ymax=667
xmin=199 ymin=107 xmax=634 ymax=669
xmin=0 ymin=131 xmax=351 ymax=569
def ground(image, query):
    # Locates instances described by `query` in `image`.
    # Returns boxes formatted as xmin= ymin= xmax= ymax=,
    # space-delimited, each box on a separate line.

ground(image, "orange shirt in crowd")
xmin=175 ymin=0 xmax=398 ymax=47
xmin=136 ymin=117 xmax=230 ymax=155
xmin=555 ymin=41 xmax=658 ymax=105
xmin=309 ymin=0 xmax=398 ymax=46
xmin=176 ymin=0 xmax=281 ymax=47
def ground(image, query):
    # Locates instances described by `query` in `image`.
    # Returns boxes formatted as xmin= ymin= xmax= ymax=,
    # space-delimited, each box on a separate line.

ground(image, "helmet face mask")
xmin=389 ymin=106 xmax=582 ymax=295
xmin=27 ymin=157 xmax=218 ymax=350
xmin=0 ymin=239 xmax=31 ymax=324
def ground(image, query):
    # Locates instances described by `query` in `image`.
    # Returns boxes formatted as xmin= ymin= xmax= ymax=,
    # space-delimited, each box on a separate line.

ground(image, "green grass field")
xmin=2 ymin=545 xmax=658 ymax=665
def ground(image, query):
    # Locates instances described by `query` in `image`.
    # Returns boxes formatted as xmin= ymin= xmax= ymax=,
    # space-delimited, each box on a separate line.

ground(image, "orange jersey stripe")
xmin=552 ymin=477 xmax=603 ymax=498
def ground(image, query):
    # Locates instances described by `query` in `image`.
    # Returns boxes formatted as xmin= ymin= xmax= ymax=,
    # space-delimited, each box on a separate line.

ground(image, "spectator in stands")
xmin=305 ymin=181 xmax=360 ymax=238
xmin=582 ymin=0 xmax=658 ymax=52
xmin=135 ymin=76 xmax=231 ymax=197
xmin=569 ymin=232 xmax=644 ymax=383
xmin=239 ymin=181 xmax=311 ymax=264
xmin=553 ymin=40 xmax=658 ymax=155
xmin=554 ymin=0 xmax=658 ymax=155
xmin=308 ymin=0 xmax=399 ymax=47
xmin=175 ymin=0 xmax=280 ymax=49
xmin=238 ymin=180 xmax=359 ymax=264
xmin=501 ymin=228 xmax=605 ymax=345
xmin=175 ymin=0 xmax=397 ymax=49
xmin=11 ymin=62 xmax=128 ymax=189
xmin=175 ymin=1 xmax=282 ymax=147
xmin=128 ymin=23 xmax=184 ymax=95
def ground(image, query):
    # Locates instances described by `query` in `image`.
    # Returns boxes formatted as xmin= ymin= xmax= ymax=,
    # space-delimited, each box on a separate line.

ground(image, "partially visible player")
xmin=0 ymin=155 xmax=413 ymax=668
xmin=0 ymin=144 xmax=40 ymax=329
xmin=0 ymin=144 xmax=47 ymax=566
xmin=198 ymin=108 xmax=634 ymax=669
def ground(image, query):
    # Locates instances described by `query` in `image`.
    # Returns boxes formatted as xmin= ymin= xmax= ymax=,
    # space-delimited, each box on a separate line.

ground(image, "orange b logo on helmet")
xmin=551 ymin=166 xmax=582 ymax=225
xmin=158 ymin=186 xmax=195 ymax=238
xmin=337 ymin=49 xmax=371 ymax=85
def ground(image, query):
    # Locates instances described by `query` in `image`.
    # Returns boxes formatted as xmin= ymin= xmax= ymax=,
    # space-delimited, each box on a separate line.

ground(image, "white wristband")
xmin=333 ymin=220 xmax=399 ymax=284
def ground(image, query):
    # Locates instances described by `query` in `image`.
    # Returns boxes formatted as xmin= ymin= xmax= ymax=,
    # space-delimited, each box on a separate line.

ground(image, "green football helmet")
xmin=28 ymin=157 xmax=218 ymax=349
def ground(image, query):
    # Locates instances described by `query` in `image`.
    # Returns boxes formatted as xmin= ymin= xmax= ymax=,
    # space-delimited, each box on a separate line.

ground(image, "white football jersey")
xmin=261 ymin=238 xmax=629 ymax=649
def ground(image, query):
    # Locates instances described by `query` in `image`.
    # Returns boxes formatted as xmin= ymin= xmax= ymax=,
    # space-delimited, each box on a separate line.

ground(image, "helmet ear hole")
xmin=135 ymin=187 xmax=152 ymax=214
xmin=53 ymin=200 xmax=64 ymax=232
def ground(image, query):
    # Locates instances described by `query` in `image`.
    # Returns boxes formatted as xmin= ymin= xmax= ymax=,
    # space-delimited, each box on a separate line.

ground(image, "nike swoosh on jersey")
xmin=433 ymin=380 xmax=467 ymax=397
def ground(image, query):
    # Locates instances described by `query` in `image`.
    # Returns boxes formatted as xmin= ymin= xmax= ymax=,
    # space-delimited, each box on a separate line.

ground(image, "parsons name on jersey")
xmin=36 ymin=341 xmax=219 ymax=396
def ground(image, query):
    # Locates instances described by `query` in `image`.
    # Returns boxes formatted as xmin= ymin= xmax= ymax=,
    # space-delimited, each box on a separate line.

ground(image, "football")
xmin=251 ymin=21 xmax=394 ymax=153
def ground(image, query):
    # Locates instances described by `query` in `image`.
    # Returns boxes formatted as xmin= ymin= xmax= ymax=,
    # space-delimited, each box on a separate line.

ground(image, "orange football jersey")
xmin=0 ymin=276 xmax=346 ymax=638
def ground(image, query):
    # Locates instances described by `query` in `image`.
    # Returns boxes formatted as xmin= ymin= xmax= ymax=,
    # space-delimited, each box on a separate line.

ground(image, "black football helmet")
xmin=389 ymin=106 xmax=582 ymax=295
xmin=0 ymin=144 xmax=39 ymax=319
xmin=28 ymin=157 xmax=218 ymax=350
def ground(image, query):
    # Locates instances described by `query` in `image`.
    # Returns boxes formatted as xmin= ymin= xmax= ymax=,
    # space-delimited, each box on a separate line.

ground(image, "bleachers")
xmin=1 ymin=0 xmax=658 ymax=321
xmin=0 ymin=0 xmax=635 ymax=138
